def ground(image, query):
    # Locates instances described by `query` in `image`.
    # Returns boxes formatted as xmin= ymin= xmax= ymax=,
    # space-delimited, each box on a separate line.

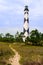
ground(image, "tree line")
xmin=26 ymin=29 xmax=43 ymax=46
xmin=0 ymin=29 xmax=43 ymax=46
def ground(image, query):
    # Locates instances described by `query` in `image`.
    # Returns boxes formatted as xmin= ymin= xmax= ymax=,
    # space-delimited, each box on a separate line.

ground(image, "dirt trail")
xmin=9 ymin=45 xmax=21 ymax=65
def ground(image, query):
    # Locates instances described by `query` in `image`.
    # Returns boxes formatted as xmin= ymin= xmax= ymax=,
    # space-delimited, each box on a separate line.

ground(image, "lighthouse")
xmin=23 ymin=6 xmax=29 ymax=41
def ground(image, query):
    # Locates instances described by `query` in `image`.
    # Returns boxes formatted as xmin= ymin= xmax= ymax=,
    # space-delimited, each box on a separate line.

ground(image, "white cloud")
xmin=0 ymin=27 xmax=22 ymax=35
xmin=30 ymin=0 xmax=43 ymax=16
xmin=30 ymin=25 xmax=43 ymax=33
xmin=0 ymin=0 xmax=43 ymax=34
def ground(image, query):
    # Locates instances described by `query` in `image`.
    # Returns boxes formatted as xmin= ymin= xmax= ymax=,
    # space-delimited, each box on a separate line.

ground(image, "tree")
xmin=3 ymin=33 xmax=14 ymax=43
xmin=25 ymin=37 xmax=30 ymax=45
xmin=30 ymin=29 xmax=41 ymax=45
xmin=15 ymin=31 xmax=19 ymax=38
xmin=5 ymin=33 xmax=11 ymax=38
xmin=0 ymin=33 xmax=4 ymax=41
xmin=9 ymin=35 xmax=14 ymax=43
xmin=39 ymin=33 xmax=43 ymax=46
xmin=15 ymin=31 xmax=23 ymax=42
xmin=41 ymin=33 xmax=43 ymax=40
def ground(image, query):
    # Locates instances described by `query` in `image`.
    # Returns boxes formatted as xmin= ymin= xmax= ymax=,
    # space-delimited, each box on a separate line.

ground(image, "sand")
xmin=9 ymin=45 xmax=21 ymax=65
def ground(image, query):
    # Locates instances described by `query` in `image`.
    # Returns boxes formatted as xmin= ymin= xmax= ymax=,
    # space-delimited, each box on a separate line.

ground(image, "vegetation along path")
xmin=9 ymin=45 xmax=21 ymax=65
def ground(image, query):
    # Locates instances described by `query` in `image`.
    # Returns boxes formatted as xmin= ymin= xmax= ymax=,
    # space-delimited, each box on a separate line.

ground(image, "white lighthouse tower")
xmin=23 ymin=6 xmax=29 ymax=42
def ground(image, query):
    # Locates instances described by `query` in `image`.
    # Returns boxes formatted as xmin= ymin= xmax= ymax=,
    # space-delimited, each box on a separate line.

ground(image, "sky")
xmin=0 ymin=0 xmax=43 ymax=35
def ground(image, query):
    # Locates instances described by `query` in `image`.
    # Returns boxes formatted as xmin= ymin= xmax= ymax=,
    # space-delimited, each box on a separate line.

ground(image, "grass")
xmin=11 ymin=43 xmax=43 ymax=64
xmin=0 ymin=42 xmax=43 ymax=65
xmin=0 ymin=42 xmax=15 ymax=65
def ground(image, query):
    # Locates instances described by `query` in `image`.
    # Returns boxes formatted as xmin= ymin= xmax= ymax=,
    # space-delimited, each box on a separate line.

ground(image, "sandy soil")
xmin=9 ymin=45 xmax=21 ymax=65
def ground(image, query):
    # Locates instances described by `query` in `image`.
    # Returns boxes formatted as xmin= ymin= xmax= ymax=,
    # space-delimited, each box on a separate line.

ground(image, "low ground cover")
xmin=11 ymin=43 xmax=43 ymax=65
xmin=0 ymin=42 xmax=15 ymax=65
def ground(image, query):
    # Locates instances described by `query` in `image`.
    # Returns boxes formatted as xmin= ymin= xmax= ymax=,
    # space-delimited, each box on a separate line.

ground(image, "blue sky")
xmin=0 ymin=0 xmax=43 ymax=35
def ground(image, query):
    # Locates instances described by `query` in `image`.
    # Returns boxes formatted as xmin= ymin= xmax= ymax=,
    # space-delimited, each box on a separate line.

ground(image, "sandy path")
xmin=9 ymin=45 xmax=21 ymax=65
